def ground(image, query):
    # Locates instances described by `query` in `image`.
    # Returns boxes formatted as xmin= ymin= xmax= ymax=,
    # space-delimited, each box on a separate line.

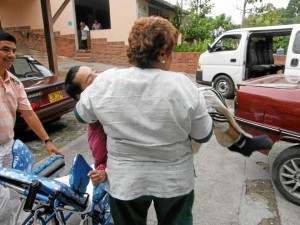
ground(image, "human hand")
xmin=45 ymin=142 xmax=65 ymax=157
xmin=87 ymin=169 xmax=107 ymax=186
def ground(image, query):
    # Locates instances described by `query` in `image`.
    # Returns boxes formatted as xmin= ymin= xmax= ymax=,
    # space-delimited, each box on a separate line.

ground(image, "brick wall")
xmin=172 ymin=52 xmax=201 ymax=74
xmin=5 ymin=27 xmax=76 ymax=58
xmin=273 ymin=54 xmax=286 ymax=65
xmin=3 ymin=27 xmax=287 ymax=75
xmin=91 ymin=39 xmax=129 ymax=67
xmin=91 ymin=38 xmax=201 ymax=74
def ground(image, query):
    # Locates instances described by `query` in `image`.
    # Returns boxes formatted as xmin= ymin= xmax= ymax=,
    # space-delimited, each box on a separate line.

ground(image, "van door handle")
xmin=230 ymin=59 xmax=236 ymax=62
xmin=291 ymin=58 xmax=299 ymax=67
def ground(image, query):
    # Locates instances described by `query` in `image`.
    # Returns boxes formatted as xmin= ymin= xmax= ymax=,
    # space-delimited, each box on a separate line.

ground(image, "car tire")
xmin=213 ymin=75 xmax=234 ymax=99
xmin=272 ymin=145 xmax=300 ymax=206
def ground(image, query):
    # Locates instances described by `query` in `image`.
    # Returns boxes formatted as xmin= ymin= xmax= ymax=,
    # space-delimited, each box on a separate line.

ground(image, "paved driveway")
xmin=56 ymin=128 xmax=299 ymax=225
xmin=19 ymin=47 xmax=300 ymax=225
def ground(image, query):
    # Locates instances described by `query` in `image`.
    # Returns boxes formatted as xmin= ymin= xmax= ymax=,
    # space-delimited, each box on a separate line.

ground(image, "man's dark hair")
xmin=0 ymin=31 xmax=16 ymax=44
xmin=65 ymin=66 xmax=82 ymax=101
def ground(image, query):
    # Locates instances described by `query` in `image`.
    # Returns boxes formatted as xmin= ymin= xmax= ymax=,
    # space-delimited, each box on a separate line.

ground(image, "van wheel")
xmin=272 ymin=145 xmax=300 ymax=206
xmin=213 ymin=75 xmax=234 ymax=99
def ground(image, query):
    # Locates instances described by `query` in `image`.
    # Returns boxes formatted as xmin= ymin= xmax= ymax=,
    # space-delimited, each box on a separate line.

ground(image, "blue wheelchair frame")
xmin=0 ymin=139 xmax=112 ymax=225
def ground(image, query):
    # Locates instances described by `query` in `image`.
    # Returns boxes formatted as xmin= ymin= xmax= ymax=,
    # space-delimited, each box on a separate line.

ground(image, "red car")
xmin=234 ymin=74 xmax=300 ymax=206
xmin=8 ymin=55 xmax=76 ymax=132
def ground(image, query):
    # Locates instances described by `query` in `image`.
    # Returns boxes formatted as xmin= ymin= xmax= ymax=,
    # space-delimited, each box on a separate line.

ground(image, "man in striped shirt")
xmin=0 ymin=31 xmax=63 ymax=225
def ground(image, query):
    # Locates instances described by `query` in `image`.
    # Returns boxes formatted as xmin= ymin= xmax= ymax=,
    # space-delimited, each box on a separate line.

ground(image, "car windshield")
xmin=11 ymin=57 xmax=53 ymax=80
xmin=34 ymin=64 xmax=53 ymax=77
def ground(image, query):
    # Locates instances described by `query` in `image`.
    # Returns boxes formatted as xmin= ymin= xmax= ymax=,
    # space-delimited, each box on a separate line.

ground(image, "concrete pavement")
xmin=60 ymin=130 xmax=299 ymax=225
xmin=18 ymin=48 xmax=300 ymax=224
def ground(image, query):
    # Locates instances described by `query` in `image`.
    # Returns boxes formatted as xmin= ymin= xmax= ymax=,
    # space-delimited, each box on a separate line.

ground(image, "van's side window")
xmin=293 ymin=31 xmax=300 ymax=54
xmin=212 ymin=35 xmax=241 ymax=52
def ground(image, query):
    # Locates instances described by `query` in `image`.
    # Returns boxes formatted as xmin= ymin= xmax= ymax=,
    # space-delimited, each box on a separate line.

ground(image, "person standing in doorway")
xmin=92 ymin=19 xmax=102 ymax=30
xmin=80 ymin=21 xmax=89 ymax=50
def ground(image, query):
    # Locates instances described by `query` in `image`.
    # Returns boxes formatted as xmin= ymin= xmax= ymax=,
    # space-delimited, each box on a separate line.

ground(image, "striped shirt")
xmin=75 ymin=67 xmax=213 ymax=200
xmin=0 ymin=70 xmax=32 ymax=144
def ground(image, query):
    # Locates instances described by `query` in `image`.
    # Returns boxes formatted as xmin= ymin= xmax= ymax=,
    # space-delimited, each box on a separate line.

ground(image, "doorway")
xmin=74 ymin=0 xmax=111 ymax=49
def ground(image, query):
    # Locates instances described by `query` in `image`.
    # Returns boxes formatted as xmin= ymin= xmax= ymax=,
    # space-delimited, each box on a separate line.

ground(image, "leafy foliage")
xmin=174 ymin=39 xmax=212 ymax=52
xmin=286 ymin=0 xmax=300 ymax=17
xmin=243 ymin=3 xmax=277 ymax=27
xmin=172 ymin=0 xmax=299 ymax=52
xmin=273 ymin=36 xmax=290 ymax=52
xmin=178 ymin=0 xmax=235 ymax=44
xmin=274 ymin=8 xmax=294 ymax=25
xmin=172 ymin=4 xmax=185 ymax=29
xmin=242 ymin=0 xmax=299 ymax=27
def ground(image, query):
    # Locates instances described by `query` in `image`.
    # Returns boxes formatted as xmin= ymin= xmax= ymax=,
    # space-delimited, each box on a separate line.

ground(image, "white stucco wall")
xmin=0 ymin=0 xmax=43 ymax=29
xmin=52 ymin=0 xmax=75 ymax=35
xmin=90 ymin=0 xmax=138 ymax=44
xmin=0 ymin=0 xmax=175 ymax=44
xmin=0 ymin=0 xmax=140 ymax=43
xmin=0 ymin=0 xmax=74 ymax=35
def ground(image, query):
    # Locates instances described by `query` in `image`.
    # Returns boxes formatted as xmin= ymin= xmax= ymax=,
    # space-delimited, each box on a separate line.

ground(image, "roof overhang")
xmin=148 ymin=0 xmax=176 ymax=11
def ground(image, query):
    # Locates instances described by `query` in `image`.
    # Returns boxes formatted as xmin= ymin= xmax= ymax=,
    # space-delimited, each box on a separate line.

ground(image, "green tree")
xmin=179 ymin=0 xmax=234 ymax=42
xmin=242 ymin=0 xmax=299 ymax=27
xmin=293 ymin=11 xmax=300 ymax=23
xmin=243 ymin=3 xmax=277 ymax=27
xmin=286 ymin=0 xmax=300 ymax=17
xmin=211 ymin=14 xmax=235 ymax=39
xmin=274 ymin=8 xmax=293 ymax=25
xmin=241 ymin=0 xmax=262 ymax=27
xmin=172 ymin=4 xmax=185 ymax=29
xmin=189 ymin=0 xmax=213 ymax=17
xmin=275 ymin=0 xmax=300 ymax=24
xmin=179 ymin=0 xmax=213 ymax=42
xmin=180 ymin=13 xmax=214 ymax=42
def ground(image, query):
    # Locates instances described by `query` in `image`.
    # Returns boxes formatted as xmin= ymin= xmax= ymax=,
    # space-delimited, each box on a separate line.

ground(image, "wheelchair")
xmin=0 ymin=139 xmax=112 ymax=225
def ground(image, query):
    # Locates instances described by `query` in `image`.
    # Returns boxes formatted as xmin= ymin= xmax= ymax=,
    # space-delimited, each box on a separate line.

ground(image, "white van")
xmin=196 ymin=24 xmax=300 ymax=98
